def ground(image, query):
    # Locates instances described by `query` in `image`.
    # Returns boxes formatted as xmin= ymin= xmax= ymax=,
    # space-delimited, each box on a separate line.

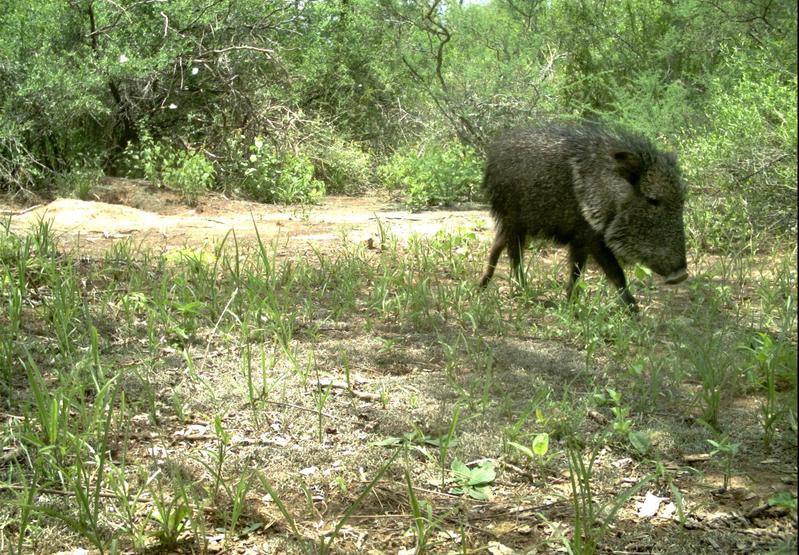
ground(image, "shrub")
xmin=161 ymin=150 xmax=216 ymax=206
xmin=609 ymin=70 xmax=695 ymax=140
xmin=55 ymin=164 xmax=103 ymax=200
xmin=312 ymin=138 xmax=374 ymax=195
xmin=122 ymin=131 xmax=215 ymax=205
xmin=237 ymin=137 xmax=325 ymax=205
xmin=379 ymin=142 xmax=482 ymax=210
xmin=679 ymin=51 xmax=797 ymax=250
xmin=122 ymin=131 xmax=167 ymax=185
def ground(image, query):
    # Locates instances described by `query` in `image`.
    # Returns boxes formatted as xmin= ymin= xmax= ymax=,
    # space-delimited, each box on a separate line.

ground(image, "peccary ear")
xmin=612 ymin=151 xmax=643 ymax=188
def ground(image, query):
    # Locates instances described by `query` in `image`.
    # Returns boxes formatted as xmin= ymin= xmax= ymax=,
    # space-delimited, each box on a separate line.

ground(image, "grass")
xmin=0 ymin=215 xmax=796 ymax=553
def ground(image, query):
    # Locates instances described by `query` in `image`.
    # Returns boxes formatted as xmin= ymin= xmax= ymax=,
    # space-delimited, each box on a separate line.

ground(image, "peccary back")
xmin=479 ymin=123 xmax=688 ymax=310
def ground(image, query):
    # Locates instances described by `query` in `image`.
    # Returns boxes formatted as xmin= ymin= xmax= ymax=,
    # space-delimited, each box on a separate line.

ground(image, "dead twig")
xmin=1 ymin=204 xmax=44 ymax=216
xmin=316 ymin=377 xmax=380 ymax=401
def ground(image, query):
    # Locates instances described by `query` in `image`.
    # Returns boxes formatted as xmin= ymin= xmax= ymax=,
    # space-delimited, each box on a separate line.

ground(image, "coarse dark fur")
xmin=479 ymin=122 xmax=688 ymax=310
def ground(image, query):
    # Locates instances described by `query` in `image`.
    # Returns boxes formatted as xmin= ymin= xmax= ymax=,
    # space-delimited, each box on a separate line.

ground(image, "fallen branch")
xmin=1 ymin=204 xmax=44 ymax=216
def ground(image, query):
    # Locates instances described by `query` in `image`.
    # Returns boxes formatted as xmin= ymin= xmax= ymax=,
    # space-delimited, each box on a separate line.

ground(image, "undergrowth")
xmin=0 ymin=218 xmax=796 ymax=553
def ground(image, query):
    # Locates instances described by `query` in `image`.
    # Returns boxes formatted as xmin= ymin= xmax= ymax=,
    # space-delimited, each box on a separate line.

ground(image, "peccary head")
xmin=571 ymin=130 xmax=688 ymax=283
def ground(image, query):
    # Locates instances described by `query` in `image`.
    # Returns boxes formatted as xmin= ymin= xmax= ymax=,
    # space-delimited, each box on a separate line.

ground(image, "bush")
xmin=122 ymin=131 xmax=171 ymax=185
xmin=679 ymin=50 xmax=797 ymax=250
xmin=608 ymin=70 xmax=695 ymax=140
xmin=55 ymin=164 xmax=104 ymax=200
xmin=237 ymin=137 xmax=325 ymax=205
xmin=161 ymin=150 xmax=215 ymax=206
xmin=122 ymin=131 xmax=215 ymax=205
xmin=312 ymin=138 xmax=374 ymax=195
xmin=379 ymin=142 xmax=482 ymax=210
xmin=0 ymin=137 xmax=47 ymax=195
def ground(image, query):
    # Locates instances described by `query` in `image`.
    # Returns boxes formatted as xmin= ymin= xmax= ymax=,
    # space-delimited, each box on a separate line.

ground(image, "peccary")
xmin=479 ymin=123 xmax=688 ymax=310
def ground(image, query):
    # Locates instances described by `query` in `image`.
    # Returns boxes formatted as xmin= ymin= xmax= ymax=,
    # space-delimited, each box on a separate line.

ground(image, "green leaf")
xmin=465 ymin=485 xmax=491 ymax=500
xmin=467 ymin=462 xmax=496 ymax=485
xmin=430 ymin=435 xmax=458 ymax=448
xmin=635 ymin=265 xmax=653 ymax=280
xmin=508 ymin=441 xmax=535 ymax=459
xmin=768 ymin=491 xmax=797 ymax=510
xmin=532 ymin=433 xmax=550 ymax=457
xmin=628 ymin=431 xmax=652 ymax=455
xmin=450 ymin=459 xmax=469 ymax=479
xmin=670 ymin=484 xmax=686 ymax=525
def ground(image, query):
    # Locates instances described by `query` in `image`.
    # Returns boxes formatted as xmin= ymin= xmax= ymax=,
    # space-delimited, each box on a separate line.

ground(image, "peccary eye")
xmin=646 ymin=197 xmax=660 ymax=207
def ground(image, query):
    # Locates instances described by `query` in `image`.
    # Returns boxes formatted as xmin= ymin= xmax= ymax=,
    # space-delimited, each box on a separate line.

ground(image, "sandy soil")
xmin=3 ymin=179 xmax=492 ymax=256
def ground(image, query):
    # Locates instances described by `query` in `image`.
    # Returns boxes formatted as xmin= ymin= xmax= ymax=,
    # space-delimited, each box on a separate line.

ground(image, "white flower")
xmin=191 ymin=67 xmax=199 ymax=75
xmin=168 ymin=103 xmax=177 ymax=110
xmin=119 ymin=54 xmax=129 ymax=64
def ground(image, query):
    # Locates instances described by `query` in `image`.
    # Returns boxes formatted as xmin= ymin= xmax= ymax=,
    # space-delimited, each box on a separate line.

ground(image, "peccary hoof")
xmin=619 ymin=290 xmax=639 ymax=313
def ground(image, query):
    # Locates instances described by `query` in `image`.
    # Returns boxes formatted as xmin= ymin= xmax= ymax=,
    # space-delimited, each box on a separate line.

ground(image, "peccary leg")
xmin=480 ymin=232 xmax=507 ymax=287
xmin=591 ymin=243 xmax=638 ymax=312
xmin=567 ymin=243 xmax=588 ymax=301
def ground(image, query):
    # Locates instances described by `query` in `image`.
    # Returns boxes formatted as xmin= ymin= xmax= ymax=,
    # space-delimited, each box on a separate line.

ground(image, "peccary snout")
xmin=664 ymin=267 xmax=688 ymax=285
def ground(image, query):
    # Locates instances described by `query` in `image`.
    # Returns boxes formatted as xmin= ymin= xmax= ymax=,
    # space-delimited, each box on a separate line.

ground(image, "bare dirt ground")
xmin=4 ymin=178 xmax=492 ymax=256
xmin=2 ymin=179 xmax=796 ymax=554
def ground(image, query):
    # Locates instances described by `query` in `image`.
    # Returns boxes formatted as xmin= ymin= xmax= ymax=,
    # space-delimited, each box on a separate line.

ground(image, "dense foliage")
xmin=0 ymin=0 xmax=795 ymax=240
